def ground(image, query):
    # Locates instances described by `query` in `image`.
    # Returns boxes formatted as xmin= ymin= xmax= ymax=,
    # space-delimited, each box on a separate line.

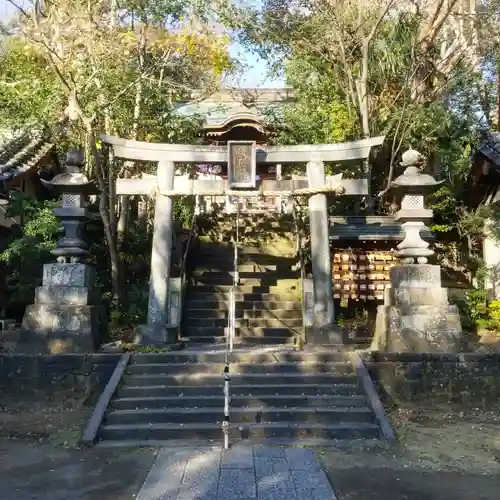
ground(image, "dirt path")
xmin=1 ymin=396 xmax=499 ymax=499
xmin=0 ymin=441 xmax=156 ymax=500
xmin=0 ymin=393 xmax=157 ymax=500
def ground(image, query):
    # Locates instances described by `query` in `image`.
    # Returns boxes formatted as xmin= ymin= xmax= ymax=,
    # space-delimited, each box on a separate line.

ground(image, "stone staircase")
xmin=180 ymin=240 xmax=303 ymax=346
xmin=94 ymin=213 xmax=388 ymax=446
xmin=96 ymin=349 xmax=382 ymax=446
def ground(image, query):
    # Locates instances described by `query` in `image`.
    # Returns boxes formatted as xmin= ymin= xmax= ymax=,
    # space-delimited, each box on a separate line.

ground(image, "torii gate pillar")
xmin=306 ymin=159 xmax=338 ymax=343
xmin=147 ymin=160 xmax=175 ymax=329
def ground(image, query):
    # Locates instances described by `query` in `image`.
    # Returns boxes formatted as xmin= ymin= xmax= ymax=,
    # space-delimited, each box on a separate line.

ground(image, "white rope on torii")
xmin=151 ymin=182 xmax=346 ymax=199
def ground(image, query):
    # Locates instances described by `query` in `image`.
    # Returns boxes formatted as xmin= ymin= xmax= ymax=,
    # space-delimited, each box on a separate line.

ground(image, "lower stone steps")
xmin=126 ymin=361 xmax=354 ymax=375
xmin=110 ymin=394 xmax=368 ymax=410
xmin=117 ymin=382 xmax=361 ymax=398
xmin=98 ymin=421 xmax=380 ymax=442
xmin=94 ymin=348 xmax=387 ymax=446
xmin=122 ymin=372 xmax=359 ymax=387
xmin=104 ymin=406 xmax=374 ymax=425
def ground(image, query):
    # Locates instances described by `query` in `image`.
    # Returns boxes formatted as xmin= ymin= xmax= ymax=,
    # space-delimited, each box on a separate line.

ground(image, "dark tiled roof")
xmin=0 ymin=130 xmax=54 ymax=181
xmin=478 ymin=132 xmax=500 ymax=168
xmin=329 ymin=215 xmax=434 ymax=241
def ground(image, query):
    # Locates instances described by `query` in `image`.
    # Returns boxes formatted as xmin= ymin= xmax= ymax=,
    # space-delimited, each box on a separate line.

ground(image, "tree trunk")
xmin=87 ymin=134 xmax=124 ymax=305
xmin=117 ymin=26 xmax=146 ymax=239
xmin=357 ymin=40 xmax=372 ymax=210
xmin=496 ymin=53 xmax=500 ymax=131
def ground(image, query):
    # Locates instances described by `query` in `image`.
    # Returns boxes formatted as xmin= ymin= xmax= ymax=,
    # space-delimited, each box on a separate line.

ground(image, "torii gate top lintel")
xmin=100 ymin=134 xmax=385 ymax=164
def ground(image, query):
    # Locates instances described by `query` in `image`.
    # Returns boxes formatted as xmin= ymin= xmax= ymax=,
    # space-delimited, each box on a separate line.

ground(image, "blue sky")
xmin=0 ymin=0 xmax=285 ymax=88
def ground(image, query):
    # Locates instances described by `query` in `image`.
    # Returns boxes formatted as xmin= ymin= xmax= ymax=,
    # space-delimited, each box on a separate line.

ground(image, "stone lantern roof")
xmin=391 ymin=148 xmax=444 ymax=193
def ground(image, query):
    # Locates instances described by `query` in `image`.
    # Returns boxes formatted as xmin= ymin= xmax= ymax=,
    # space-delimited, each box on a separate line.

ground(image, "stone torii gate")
xmin=101 ymin=135 xmax=384 ymax=343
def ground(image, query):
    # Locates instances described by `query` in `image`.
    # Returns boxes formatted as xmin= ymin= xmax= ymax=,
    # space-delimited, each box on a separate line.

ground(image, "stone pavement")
xmin=136 ymin=446 xmax=337 ymax=500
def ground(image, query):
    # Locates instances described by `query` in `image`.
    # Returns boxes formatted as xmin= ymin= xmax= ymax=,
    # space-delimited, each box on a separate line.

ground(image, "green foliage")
xmin=452 ymin=289 xmax=490 ymax=332
xmin=486 ymin=300 xmax=500 ymax=330
xmin=173 ymin=195 xmax=195 ymax=229
xmin=0 ymin=38 xmax=64 ymax=130
xmin=0 ymin=195 xmax=60 ymax=304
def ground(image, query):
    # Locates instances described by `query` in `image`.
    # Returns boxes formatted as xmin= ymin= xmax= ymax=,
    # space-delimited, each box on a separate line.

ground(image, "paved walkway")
xmin=136 ymin=446 xmax=337 ymax=500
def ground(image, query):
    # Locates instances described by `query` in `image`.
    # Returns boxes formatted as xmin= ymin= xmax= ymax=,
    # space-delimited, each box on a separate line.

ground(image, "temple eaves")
xmin=174 ymin=87 xmax=295 ymax=134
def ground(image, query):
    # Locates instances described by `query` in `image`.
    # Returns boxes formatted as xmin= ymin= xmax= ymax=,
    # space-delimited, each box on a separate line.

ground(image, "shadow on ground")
xmin=326 ymin=467 xmax=500 ymax=500
xmin=0 ymin=441 xmax=157 ymax=500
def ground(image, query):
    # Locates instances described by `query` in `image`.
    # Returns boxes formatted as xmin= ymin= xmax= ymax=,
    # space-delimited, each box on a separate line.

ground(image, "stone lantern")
xmin=391 ymin=149 xmax=443 ymax=264
xmin=21 ymin=149 xmax=98 ymax=353
xmin=42 ymin=148 xmax=94 ymax=262
xmin=373 ymin=148 xmax=463 ymax=352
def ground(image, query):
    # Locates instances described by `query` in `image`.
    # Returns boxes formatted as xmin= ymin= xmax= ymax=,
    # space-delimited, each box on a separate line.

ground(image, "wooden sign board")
xmin=227 ymin=140 xmax=257 ymax=189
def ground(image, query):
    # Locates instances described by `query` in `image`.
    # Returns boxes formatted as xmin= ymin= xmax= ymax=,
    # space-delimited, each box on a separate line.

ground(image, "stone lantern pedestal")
xmin=373 ymin=149 xmax=463 ymax=352
xmin=21 ymin=150 xmax=98 ymax=353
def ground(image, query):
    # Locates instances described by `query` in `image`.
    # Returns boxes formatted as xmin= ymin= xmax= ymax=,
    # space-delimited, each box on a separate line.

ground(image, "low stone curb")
xmin=82 ymin=353 xmax=131 ymax=445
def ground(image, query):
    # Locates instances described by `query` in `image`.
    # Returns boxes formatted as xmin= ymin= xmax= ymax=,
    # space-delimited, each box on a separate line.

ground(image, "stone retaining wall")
xmin=362 ymin=352 xmax=500 ymax=405
xmin=0 ymin=354 xmax=121 ymax=397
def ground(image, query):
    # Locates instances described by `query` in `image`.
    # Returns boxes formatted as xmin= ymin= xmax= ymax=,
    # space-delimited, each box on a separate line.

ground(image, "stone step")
xmin=187 ymin=285 xmax=285 ymax=294
xmin=104 ymin=407 xmax=374 ymax=426
xmin=186 ymin=292 xmax=301 ymax=303
xmin=184 ymin=300 xmax=302 ymax=311
xmin=184 ymin=308 xmax=303 ymax=319
xmin=192 ymin=277 xmax=274 ymax=287
xmin=98 ymin=422 xmax=380 ymax=442
xmin=193 ymin=266 xmax=279 ymax=275
xmin=198 ymin=254 xmax=295 ymax=265
xmin=180 ymin=335 xmax=297 ymax=346
xmin=96 ymin=437 xmax=383 ymax=449
xmin=118 ymin=383 xmax=362 ymax=398
xmin=181 ymin=326 xmax=300 ymax=337
xmin=122 ymin=372 xmax=357 ymax=387
xmin=183 ymin=318 xmax=303 ymax=328
xmin=128 ymin=351 xmax=347 ymax=364
xmin=194 ymin=266 xmax=280 ymax=273
xmin=110 ymin=394 xmax=367 ymax=410
xmin=126 ymin=362 xmax=354 ymax=376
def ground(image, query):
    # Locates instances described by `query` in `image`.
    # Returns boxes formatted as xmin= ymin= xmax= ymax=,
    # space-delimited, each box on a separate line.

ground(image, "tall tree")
xmin=1 ymin=0 xmax=233 ymax=304
xmin=240 ymin=0 xmax=497 ymax=196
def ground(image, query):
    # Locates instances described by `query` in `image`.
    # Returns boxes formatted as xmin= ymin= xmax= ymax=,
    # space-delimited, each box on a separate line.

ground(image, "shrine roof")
xmin=174 ymin=87 xmax=294 ymax=132
xmin=0 ymin=129 xmax=54 ymax=182
xmin=477 ymin=131 xmax=500 ymax=168
xmin=329 ymin=216 xmax=434 ymax=241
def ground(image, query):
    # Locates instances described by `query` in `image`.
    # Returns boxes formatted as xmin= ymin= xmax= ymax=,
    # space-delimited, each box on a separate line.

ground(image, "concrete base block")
xmin=133 ymin=324 xmax=178 ymax=346
xmin=306 ymin=324 xmax=343 ymax=345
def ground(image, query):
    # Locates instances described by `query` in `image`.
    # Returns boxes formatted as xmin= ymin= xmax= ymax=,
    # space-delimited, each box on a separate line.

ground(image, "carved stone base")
xmin=373 ymin=304 xmax=463 ymax=352
xmin=19 ymin=262 xmax=98 ymax=353
xmin=20 ymin=304 xmax=97 ymax=353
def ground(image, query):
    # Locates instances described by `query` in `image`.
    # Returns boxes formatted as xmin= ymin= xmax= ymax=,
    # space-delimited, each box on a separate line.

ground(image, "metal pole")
xmin=223 ymin=364 xmax=230 ymax=450
xmin=234 ymin=201 xmax=239 ymax=285
xmin=229 ymin=287 xmax=234 ymax=353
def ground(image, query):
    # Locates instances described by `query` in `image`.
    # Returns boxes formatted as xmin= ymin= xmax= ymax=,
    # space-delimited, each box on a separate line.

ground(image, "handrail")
xmin=179 ymin=204 xmax=197 ymax=285
xmin=222 ymin=198 xmax=239 ymax=450
xmin=292 ymin=200 xmax=307 ymax=347
xmin=177 ymin=202 xmax=198 ymax=338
